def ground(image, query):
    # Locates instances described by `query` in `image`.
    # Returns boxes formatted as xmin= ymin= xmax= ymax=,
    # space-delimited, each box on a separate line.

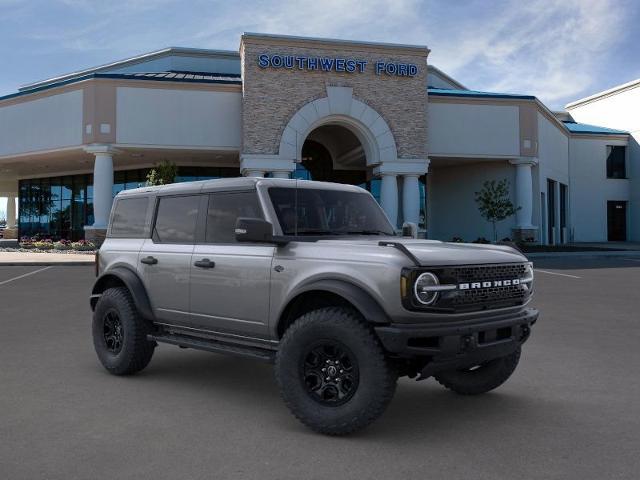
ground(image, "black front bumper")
xmin=375 ymin=307 xmax=538 ymax=378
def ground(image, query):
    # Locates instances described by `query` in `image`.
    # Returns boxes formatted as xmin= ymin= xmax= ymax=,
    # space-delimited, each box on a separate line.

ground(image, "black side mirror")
xmin=235 ymin=217 xmax=283 ymax=244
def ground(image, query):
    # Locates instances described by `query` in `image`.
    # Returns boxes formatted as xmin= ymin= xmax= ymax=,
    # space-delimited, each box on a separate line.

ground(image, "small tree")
xmin=146 ymin=160 xmax=178 ymax=186
xmin=474 ymin=179 xmax=520 ymax=243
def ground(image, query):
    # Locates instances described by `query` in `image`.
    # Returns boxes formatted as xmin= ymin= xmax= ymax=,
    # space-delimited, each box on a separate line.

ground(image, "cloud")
xmin=1 ymin=0 xmax=636 ymax=109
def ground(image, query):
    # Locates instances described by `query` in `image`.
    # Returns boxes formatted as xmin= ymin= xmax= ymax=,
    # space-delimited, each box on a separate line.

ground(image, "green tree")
xmin=146 ymin=160 xmax=178 ymax=186
xmin=474 ymin=179 xmax=520 ymax=243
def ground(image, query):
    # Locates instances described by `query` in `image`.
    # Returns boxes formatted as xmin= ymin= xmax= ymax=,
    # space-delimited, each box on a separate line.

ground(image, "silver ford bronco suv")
xmin=91 ymin=177 xmax=538 ymax=435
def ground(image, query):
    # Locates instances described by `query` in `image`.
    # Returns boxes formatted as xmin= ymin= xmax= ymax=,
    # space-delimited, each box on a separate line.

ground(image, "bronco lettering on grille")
xmin=459 ymin=279 xmax=521 ymax=290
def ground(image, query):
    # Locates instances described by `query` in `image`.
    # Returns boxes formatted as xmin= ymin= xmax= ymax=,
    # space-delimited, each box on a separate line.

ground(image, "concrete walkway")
xmin=0 ymin=251 xmax=95 ymax=266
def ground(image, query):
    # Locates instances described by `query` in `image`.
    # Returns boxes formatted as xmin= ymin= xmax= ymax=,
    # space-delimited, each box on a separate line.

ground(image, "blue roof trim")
xmin=562 ymin=121 xmax=628 ymax=135
xmin=428 ymin=87 xmax=536 ymax=100
xmin=0 ymin=72 xmax=242 ymax=102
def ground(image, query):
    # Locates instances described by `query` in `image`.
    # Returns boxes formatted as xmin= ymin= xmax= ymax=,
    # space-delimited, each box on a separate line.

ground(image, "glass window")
xmin=606 ymin=146 xmax=626 ymax=179
xmin=205 ymin=192 xmax=263 ymax=243
xmin=153 ymin=195 xmax=200 ymax=243
xmin=268 ymin=187 xmax=394 ymax=236
xmin=110 ymin=197 xmax=150 ymax=238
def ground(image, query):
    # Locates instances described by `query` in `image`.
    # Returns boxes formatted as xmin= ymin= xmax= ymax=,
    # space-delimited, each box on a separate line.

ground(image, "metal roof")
xmin=562 ymin=121 xmax=628 ymax=135
xmin=428 ymin=87 xmax=535 ymax=100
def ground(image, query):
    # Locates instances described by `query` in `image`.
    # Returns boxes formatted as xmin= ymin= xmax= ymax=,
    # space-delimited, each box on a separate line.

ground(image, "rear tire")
xmin=92 ymin=287 xmax=155 ymax=375
xmin=275 ymin=307 xmax=397 ymax=436
xmin=434 ymin=348 xmax=521 ymax=395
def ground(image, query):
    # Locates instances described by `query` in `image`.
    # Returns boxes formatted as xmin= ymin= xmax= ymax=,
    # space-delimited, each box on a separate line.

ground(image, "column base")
xmin=84 ymin=226 xmax=108 ymax=247
xmin=2 ymin=227 xmax=18 ymax=240
xmin=511 ymin=227 xmax=538 ymax=243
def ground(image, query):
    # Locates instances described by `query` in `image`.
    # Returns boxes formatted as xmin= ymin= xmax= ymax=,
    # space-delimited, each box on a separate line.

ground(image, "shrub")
xmin=71 ymin=240 xmax=96 ymax=251
xmin=33 ymin=239 xmax=54 ymax=250
xmin=54 ymin=240 xmax=72 ymax=251
xmin=472 ymin=237 xmax=490 ymax=244
xmin=450 ymin=236 xmax=464 ymax=243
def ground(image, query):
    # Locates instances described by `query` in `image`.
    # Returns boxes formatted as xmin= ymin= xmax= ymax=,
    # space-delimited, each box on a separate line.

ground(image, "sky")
xmin=0 ymin=0 xmax=639 ymax=216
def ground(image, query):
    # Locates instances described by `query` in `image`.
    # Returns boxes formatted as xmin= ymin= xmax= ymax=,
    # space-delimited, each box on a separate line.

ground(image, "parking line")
xmin=0 ymin=266 xmax=52 ymax=286
xmin=534 ymin=269 xmax=581 ymax=279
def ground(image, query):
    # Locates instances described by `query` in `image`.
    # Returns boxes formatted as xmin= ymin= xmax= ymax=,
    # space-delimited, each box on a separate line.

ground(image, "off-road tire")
xmin=275 ymin=307 xmax=397 ymax=436
xmin=434 ymin=347 xmax=521 ymax=395
xmin=92 ymin=287 xmax=155 ymax=375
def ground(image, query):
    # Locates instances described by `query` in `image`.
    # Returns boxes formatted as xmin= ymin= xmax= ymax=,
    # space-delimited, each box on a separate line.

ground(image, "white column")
xmin=6 ymin=195 xmax=16 ymax=229
xmin=271 ymin=171 xmax=290 ymax=179
xmin=85 ymin=145 xmax=116 ymax=229
xmin=379 ymin=173 xmax=398 ymax=227
xmin=402 ymin=174 xmax=421 ymax=226
xmin=510 ymin=158 xmax=537 ymax=229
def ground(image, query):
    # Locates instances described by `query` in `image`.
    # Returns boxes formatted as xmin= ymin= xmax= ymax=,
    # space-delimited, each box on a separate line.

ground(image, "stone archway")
xmin=278 ymin=86 xmax=398 ymax=167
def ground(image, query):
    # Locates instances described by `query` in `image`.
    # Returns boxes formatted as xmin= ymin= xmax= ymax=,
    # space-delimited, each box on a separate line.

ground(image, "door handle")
xmin=140 ymin=256 xmax=158 ymax=265
xmin=194 ymin=258 xmax=215 ymax=269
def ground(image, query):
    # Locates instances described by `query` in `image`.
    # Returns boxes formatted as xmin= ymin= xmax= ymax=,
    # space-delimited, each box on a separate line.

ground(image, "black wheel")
xmin=92 ymin=287 xmax=155 ymax=376
xmin=434 ymin=347 xmax=521 ymax=395
xmin=275 ymin=307 xmax=397 ymax=436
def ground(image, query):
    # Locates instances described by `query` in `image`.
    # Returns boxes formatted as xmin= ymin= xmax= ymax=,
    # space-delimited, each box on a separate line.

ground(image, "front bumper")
xmin=375 ymin=307 xmax=538 ymax=378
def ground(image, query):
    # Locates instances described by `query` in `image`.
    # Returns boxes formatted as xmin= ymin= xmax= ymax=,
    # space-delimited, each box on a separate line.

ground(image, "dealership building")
xmin=0 ymin=33 xmax=636 ymax=244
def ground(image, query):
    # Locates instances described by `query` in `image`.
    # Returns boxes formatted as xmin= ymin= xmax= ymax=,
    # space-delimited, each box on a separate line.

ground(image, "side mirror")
xmin=235 ymin=217 xmax=285 ymax=244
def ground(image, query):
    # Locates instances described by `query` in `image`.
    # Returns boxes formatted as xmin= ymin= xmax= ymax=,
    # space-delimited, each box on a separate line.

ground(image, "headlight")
xmin=413 ymin=272 xmax=440 ymax=305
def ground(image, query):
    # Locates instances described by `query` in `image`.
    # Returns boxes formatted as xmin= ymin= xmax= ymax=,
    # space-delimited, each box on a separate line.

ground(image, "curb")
xmin=526 ymin=250 xmax=640 ymax=259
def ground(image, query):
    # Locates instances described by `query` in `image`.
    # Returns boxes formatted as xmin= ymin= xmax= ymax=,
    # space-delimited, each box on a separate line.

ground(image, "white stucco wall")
xmin=0 ymin=90 xmax=83 ymax=157
xmin=428 ymin=161 xmax=517 ymax=241
xmin=568 ymin=136 xmax=630 ymax=242
xmin=428 ymin=103 xmax=520 ymax=157
xmin=567 ymin=85 xmax=639 ymax=241
xmin=116 ymin=87 xmax=242 ymax=149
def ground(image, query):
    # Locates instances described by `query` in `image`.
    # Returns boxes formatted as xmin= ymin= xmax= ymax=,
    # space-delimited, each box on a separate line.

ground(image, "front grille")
xmin=433 ymin=263 xmax=529 ymax=312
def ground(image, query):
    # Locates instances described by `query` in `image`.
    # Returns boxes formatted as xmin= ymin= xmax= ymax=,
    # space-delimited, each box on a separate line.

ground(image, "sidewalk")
xmin=0 ymin=251 xmax=95 ymax=266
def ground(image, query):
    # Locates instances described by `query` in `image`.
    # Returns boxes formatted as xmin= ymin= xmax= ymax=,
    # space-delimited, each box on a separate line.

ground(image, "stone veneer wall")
xmin=240 ymin=36 xmax=429 ymax=160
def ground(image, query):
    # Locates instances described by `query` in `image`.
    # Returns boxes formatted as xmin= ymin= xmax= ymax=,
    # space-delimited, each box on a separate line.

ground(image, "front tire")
xmin=275 ymin=307 xmax=397 ymax=436
xmin=92 ymin=287 xmax=155 ymax=375
xmin=434 ymin=348 xmax=521 ymax=395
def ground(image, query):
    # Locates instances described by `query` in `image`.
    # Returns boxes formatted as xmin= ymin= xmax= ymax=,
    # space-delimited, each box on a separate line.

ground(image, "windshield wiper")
xmin=345 ymin=230 xmax=393 ymax=236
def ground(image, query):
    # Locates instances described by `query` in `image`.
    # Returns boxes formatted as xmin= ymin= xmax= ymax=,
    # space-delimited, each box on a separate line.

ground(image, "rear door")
xmin=189 ymin=190 xmax=274 ymax=338
xmin=139 ymin=194 xmax=202 ymax=325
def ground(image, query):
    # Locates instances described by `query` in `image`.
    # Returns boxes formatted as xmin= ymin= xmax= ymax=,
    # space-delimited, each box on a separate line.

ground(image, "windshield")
xmin=268 ymin=187 xmax=395 ymax=236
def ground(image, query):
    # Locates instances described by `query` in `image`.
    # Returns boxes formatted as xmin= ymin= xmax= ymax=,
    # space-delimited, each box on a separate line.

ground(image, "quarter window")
xmin=205 ymin=192 xmax=263 ymax=243
xmin=606 ymin=146 xmax=626 ymax=179
xmin=110 ymin=197 xmax=150 ymax=237
xmin=153 ymin=195 xmax=200 ymax=244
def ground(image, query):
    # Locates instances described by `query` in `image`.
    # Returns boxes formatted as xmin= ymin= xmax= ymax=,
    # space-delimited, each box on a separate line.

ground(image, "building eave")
xmin=565 ymin=78 xmax=640 ymax=109
xmin=19 ymin=47 xmax=240 ymax=93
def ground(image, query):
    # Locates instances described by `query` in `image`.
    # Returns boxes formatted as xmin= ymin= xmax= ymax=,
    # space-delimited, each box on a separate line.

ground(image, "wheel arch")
xmin=276 ymin=279 xmax=391 ymax=338
xmin=90 ymin=267 xmax=154 ymax=321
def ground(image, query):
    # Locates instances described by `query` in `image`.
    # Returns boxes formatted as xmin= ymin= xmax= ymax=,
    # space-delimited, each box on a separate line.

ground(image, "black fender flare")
xmin=90 ymin=266 xmax=155 ymax=321
xmin=282 ymin=279 xmax=391 ymax=325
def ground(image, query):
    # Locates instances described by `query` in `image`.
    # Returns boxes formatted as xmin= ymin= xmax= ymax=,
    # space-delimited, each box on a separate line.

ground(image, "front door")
xmin=189 ymin=191 xmax=274 ymax=338
xmin=139 ymin=194 xmax=201 ymax=325
xmin=607 ymin=201 xmax=627 ymax=241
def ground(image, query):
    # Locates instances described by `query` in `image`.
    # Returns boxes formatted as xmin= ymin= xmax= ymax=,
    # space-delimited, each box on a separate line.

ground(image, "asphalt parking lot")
xmin=1 ymin=257 xmax=639 ymax=479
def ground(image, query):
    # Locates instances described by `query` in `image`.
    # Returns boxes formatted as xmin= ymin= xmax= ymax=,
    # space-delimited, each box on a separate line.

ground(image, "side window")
xmin=206 ymin=191 xmax=263 ymax=243
xmin=606 ymin=146 xmax=626 ymax=179
xmin=110 ymin=197 xmax=150 ymax=237
xmin=153 ymin=195 xmax=200 ymax=244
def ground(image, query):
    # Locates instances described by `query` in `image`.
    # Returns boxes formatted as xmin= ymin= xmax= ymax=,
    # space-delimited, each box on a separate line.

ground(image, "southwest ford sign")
xmin=257 ymin=54 xmax=418 ymax=77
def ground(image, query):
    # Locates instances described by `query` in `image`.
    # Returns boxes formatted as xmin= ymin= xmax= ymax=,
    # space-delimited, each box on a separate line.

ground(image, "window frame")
xmin=151 ymin=193 xmax=204 ymax=245
xmin=201 ymin=190 xmax=266 ymax=245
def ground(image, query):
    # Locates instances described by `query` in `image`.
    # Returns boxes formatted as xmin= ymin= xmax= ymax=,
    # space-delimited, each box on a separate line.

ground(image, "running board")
xmin=148 ymin=333 xmax=276 ymax=363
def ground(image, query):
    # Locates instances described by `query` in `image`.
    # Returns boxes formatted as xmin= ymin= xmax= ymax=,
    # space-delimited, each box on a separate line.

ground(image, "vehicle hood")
xmin=313 ymin=237 xmax=528 ymax=266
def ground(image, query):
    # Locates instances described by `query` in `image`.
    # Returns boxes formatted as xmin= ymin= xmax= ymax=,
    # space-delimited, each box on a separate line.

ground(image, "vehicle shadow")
xmin=124 ymin=348 xmax=554 ymax=441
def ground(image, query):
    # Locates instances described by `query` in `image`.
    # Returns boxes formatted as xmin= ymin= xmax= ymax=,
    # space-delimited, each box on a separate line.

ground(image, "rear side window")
xmin=110 ymin=197 xmax=150 ymax=237
xmin=205 ymin=191 xmax=263 ymax=243
xmin=153 ymin=195 xmax=200 ymax=244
